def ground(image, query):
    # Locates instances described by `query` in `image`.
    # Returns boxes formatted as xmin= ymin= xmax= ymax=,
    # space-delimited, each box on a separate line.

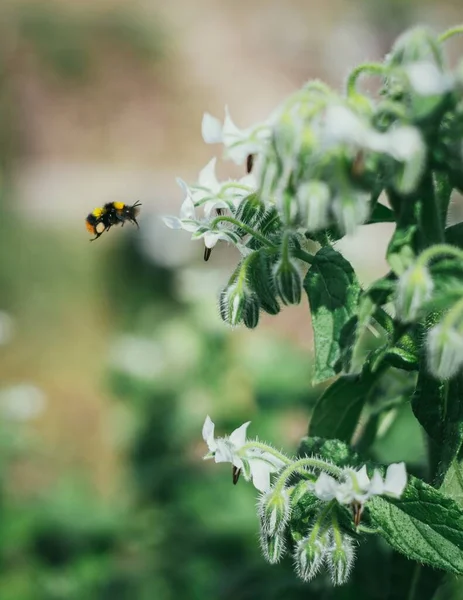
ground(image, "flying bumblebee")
xmin=86 ymin=201 xmax=142 ymax=240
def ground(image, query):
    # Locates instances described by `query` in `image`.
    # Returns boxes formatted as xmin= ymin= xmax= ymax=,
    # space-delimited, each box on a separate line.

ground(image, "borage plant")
xmin=164 ymin=25 xmax=463 ymax=596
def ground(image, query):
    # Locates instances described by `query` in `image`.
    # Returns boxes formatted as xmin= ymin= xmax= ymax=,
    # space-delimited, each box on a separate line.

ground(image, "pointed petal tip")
xmin=202 ymin=113 xmax=224 ymax=144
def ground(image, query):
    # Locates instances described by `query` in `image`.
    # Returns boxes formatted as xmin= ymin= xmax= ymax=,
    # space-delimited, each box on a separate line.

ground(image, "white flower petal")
xmin=383 ymin=462 xmax=407 ymax=497
xmin=214 ymin=439 xmax=235 ymax=464
xmin=180 ymin=197 xmax=196 ymax=220
xmin=162 ymin=215 xmax=182 ymax=229
xmin=176 ymin=177 xmax=191 ymax=195
xmin=198 ymin=158 xmax=220 ymax=191
xmin=223 ymin=105 xmax=243 ymax=141
xmin=229 ymin=421 xmax=251 ymax=448
xmin=355 ymin=465 xmax=371 ymax=490
xmin=202 ymin=415 xmax=216 ymax=451
xmin=314 ymin=472 xmax=338 ymax=501
xmin=249 ymin=459 xmax=274 ymax=492
xmin=369 ymin=470 xmax=385 ymax=495
xmin=237 ymin=173 xmax=257 ymax=188
xmin=202 ymin=113 xmax=224 ymax=144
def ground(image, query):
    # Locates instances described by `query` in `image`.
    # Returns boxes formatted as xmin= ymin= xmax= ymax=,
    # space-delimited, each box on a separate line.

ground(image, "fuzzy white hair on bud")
xmin=260 ymin=531 xmax=287 ymax=564
xmin=258 ymin=488 xmax=291 ymax=536
xmin=327 ymin=535 xmax=356 ymax=586
xmin=294 ymin=534 xmax=330 ymax=582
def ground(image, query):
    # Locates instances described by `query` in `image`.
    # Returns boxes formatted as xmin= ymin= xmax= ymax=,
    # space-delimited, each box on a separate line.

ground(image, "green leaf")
xmin=368 ymin=477 xmax=463 ymax=575
xmin=445 ymin=222 xmax=463 ymax=249
xmin=411 ymin=369 xmax=444 ymax=444
xmin=309 ymin=372 xmax=377 ymax=443
xmin=412 ymin=370 xmax=463 ymax=486
xmin=368 ymin=202 xmax=396 ymax=224
xmin=304 ymin=246 xmax=361 ymax=384
xmin=441 ymin=455 xmax=463 ymax=508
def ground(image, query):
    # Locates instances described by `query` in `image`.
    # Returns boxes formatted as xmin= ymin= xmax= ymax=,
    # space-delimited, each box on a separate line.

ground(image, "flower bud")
xmin=260 ymin=532 xmax=286 ymax=564
xmin=247 ymin=250 xmax=280 ymax=316
xmin=294 ymin=532 xmax=329 ymax=582
xmin=327 ymin=534 xmax=355 ymax=586
xmin=273 ymin=258 xmax=302 ymax=305
xmin=219 ymin=282 xmax=260 ymax=328
xmin=235 ymin=193 xmax=266 ymax=229
xmin=297 ymin=181 xmax=331 ymax=231
xmin=259 ymin=488 xmax=291 ymax=536
xmin=395 ymin=264 xmax=433 ymax=322
xmin=387 ymin=27 xmax=443 ymax=69
xmin=332 ymin=190 xmax=370 ymax=236
xmin=426 ymin=323 xmax=463 ymax=380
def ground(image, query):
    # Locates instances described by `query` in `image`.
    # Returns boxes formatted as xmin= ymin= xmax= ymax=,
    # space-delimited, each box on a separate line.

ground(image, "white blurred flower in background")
xmin=0 ymin=384 xmax=46 ymax=421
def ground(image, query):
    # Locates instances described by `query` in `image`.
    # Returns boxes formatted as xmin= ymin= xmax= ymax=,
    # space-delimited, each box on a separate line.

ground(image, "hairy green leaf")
xmin=369 ymin=477 xmax=463 ymax=575
xmin=304 ymin=246 xmax=360 ymax=384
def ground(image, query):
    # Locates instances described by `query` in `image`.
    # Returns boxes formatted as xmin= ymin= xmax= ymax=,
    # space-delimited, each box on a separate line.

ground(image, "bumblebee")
xmin=85 ymin=201 xmax=142 ymax=240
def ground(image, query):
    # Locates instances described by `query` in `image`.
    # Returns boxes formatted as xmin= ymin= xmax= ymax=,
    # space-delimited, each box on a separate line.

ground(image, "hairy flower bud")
xmin=297 ymin=181 xmax=331 ymax=231
xmin=259 ymin=488 xmax=291 ymax=536
xmin=332 ymin=190 xmax=370 ymax=236
xmin=273 ymin=258 xmax=302 ymax=305
xmin=219 ymin=282 xmax=260 ymax=328
xmin=395 ymin=264 xmax=433 ymax=322
xmin=260 ymin=532 xmax=286 ymax=564
xmin=327 ymin=534 xmax=355 ymax=586
xmin=235 ymin=193 xmax=266 ymax=229
xmin=426 ymin=323 xmax=463 ymax=380
xmin=294 ymin=532 xmax=329 ymax=582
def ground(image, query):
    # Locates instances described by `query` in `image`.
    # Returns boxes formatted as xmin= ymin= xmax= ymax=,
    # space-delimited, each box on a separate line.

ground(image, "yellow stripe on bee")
xmin=92 ymin=207 xmax=105 ymax=218
xmin=113 ymin=202 xmax=125 ymax=210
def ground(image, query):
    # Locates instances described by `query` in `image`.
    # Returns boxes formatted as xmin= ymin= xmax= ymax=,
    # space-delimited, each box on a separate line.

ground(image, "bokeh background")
xmin=0 ymin=1 xmax=462 ymax=598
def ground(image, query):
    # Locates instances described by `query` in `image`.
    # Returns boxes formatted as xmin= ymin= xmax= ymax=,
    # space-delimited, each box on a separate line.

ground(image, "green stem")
xmin=293 ymin=248 xmax=315 ymax=265
xmin=419 ymin=173 xmax=445 ymax=246
xmin=442 ymin=297 xmax=463 ymax=329
xmin=346 ymin=62 xmax=385 ymax=98
xmin=240 ymin=441 xmax=292 ymax=465
xmin=331 ymin=512 xmax=343 ymax=547
xmin=274 ymin=457 xmax=343 ymax=494
xmin=309 ymin=500 xmax=336 ymax=541
xmin=210 ymin=215 xmax=276 ymax=249
xmin=417 ymin=244 xmax=463 ymax=267
xmin=439 ymin=25 xmax=463 ymax=42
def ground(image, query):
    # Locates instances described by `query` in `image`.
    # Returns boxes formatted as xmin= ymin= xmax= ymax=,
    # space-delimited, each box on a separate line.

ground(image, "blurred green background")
xmin=0 ymin=1 xmax=462 ymax=598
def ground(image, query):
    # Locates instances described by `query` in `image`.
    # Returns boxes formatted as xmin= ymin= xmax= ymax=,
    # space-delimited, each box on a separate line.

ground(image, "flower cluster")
xmin=163 ymin=26 xmax=463 ymax=331
xmin=202 ymin=417 xmax=407 ymax=585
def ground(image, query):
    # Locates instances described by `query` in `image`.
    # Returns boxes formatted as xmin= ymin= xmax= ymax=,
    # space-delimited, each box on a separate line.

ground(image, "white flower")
xmin=313 ymin=463 xmax=407 ymax=506
xmin=202 ymin=416 xmax=286 ymax=492
xmin=202 ymin=107 xmax=272 ymax=165
xmin=0 ymin=384 xmax=46 ymax=421
xmin=162 ymin=159 xmax=256 ymax=250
